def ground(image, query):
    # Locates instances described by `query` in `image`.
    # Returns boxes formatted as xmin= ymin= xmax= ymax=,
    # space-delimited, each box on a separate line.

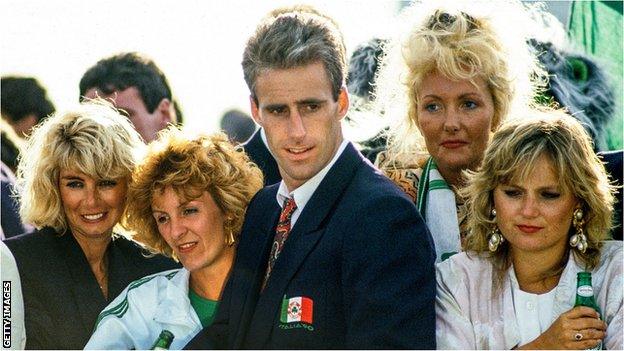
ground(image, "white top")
xmin=0 ymin=241 xmax=26 ymax=350
xmin=276 ymin=139 xmax=348 ymax=227
xmin=435 ymin=241 xmax=623 ymax=349
xmin=85 ymin=268 xmax=202 ymax=350
xmin=512 ymin=284 xmax=556 ymax=344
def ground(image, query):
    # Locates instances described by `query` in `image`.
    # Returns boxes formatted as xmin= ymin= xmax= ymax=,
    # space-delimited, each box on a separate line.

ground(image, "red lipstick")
xmin=440 ymin=140 xmax=467 ymax=149
xmin=517 ymin=225 xmax=543 ymax=234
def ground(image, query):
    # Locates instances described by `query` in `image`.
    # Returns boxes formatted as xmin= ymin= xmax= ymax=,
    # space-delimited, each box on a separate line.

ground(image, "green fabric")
xmin=188 ymin=289 xmax=219 ymax=328
xmin=569 ymin=0 xmax=623 ymax=149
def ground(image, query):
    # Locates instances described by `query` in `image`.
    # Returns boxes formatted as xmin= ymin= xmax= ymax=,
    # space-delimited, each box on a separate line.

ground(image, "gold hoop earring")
xmin=569 ymin=208 xmax=587 ymax=253
xmin=488 ymin=208 xmax=504 ymax=252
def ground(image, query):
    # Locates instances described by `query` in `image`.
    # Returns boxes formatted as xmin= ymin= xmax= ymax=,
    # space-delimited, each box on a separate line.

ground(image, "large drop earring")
xmin=569 ymin=208 xmax=587 ymax=253
xmin=488 ymin=209 xmax=504 ymax=252
xmin=224 ymin=219 xmax=236 ymax=247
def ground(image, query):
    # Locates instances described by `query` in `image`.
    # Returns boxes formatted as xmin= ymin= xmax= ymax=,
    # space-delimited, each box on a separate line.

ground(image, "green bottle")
xmin=574 ymin=272 xmax=602 ymax=350
xmin=151 ymin=330 xmax=174 ymax=350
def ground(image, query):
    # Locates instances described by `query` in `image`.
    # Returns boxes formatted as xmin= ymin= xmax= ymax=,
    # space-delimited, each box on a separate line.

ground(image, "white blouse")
xmin=435 ymin=241 xmax=623 ymax=349
xmin=512 ymin=285 xmax=556 ymax=344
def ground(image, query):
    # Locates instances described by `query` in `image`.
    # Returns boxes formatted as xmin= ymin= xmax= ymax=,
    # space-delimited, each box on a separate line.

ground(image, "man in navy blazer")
xmin=186 ymin=7 xmax=436 ymax=349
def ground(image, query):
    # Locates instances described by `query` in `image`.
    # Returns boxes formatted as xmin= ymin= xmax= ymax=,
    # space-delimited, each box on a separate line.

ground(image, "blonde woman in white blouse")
xmin=436 ymin=110 xmax=622 ymax=350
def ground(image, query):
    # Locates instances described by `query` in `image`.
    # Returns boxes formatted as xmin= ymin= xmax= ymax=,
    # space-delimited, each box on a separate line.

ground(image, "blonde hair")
xmin=463 ymin=108 xmax=615 ymax=275
xmin=123 ymin=127 xmax=263 ymax=259
xmin=16 ymin=100 xmax=144 ymax=232
xmin=375 ymin=0 xmax=548 ymax=164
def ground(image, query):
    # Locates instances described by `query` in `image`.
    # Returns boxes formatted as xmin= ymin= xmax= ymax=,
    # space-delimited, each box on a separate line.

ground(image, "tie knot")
xmin=282 ymin=198 xmax=297 ymax=216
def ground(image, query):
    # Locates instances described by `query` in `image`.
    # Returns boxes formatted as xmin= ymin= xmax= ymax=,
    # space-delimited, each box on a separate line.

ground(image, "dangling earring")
xmin=488 ymin=208 xmax=504 ymax=252
xmin=569 ymin=208 xmax=587 ymax=253
xmin=224 ymin=219 xmax=236 ymax=247
xmin=227 ymin=228 xmax=236 ymax=247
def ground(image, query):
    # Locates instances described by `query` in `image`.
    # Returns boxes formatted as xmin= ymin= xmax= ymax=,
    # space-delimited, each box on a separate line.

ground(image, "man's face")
xmin=83 ymin=86 xmax=172 ymax=142
xmin=250 ymin=61 xmax=348 ymax=191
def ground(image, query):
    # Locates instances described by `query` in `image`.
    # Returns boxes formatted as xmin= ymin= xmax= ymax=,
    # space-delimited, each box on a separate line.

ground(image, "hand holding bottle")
xmin=517 ymin=306 xmax=606 ymax=349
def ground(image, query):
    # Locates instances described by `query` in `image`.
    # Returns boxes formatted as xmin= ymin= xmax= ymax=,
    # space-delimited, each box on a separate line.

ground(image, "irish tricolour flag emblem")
xmin=280 ymin=296 xmax=313 ymax=324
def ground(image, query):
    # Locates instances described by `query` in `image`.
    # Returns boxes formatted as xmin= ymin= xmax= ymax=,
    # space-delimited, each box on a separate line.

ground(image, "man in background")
xmin=79 ymin=52 xmax=181 ymax=142
xmin=1 ymin=76 xmax=55 ymax=138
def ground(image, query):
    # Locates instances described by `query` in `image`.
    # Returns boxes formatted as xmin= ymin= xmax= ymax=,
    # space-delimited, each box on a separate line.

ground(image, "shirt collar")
xmin=276 ymin=139 xmax=349 ymax=210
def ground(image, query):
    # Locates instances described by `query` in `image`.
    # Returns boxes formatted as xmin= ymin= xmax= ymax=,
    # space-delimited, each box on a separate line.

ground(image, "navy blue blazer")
xmin=599 ymin=150 xmax=623 ymax=240
xmin=186 ymin=142 xmax=436 ymax=349
xmin=243 ymin=129 xmax=281 ymax=186
xmin=4 ymin=227 xmax=180 ymax=349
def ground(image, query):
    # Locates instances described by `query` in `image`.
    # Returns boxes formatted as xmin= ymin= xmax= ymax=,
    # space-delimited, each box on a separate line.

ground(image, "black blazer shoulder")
xmin=599 ymin=150 xmax=623 ymax=239
xmin=243 ymin=129 xmax=281 ymax=186
xmin=5 ymin=227 xmax=179 ymax=349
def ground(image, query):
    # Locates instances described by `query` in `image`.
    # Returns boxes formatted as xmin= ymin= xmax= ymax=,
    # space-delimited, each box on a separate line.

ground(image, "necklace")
xmin=95 ymin=258 xmax=109 ymax=297
xmin=98 ymin=272 xmax=109 ymax=299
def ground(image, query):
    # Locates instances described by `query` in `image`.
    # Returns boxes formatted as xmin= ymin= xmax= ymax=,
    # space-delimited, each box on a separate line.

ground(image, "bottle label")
xmin=590 ymin=340 xmax=602 ymax=350
xmin=577 ymin=285 xmax=594 ymax=297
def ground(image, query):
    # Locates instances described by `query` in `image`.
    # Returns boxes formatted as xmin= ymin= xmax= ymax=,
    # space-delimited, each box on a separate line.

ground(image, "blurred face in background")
xmin=84 ymin=87 xmax=173 ymax=142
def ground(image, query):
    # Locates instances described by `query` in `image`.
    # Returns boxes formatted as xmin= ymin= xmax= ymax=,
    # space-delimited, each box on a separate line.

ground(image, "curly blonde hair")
xmin=123 ymin=127 xmax=263 ymax=259
xmin=462 ymin=108 xmax=615 ymax=275
xmin=16 ymin=100 xmax=144 ymax=233
xmin=375 ymin=0 xmax=548 ymax=164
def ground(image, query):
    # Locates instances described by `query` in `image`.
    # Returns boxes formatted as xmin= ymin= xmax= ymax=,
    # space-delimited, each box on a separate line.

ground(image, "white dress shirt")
xmin=276 ymin=139 xmax=348 ymax=226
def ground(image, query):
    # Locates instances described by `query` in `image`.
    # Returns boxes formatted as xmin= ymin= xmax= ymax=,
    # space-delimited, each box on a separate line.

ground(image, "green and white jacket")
xmin=85 ymin=268 xmax=202 ymax=350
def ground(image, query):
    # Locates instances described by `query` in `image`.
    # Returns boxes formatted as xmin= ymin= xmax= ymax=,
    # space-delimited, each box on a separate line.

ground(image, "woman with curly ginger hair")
xmin=436 ymin=109 xmax=621 ymax=349
xmin=86 ymin=127 xmax=263 ymax=350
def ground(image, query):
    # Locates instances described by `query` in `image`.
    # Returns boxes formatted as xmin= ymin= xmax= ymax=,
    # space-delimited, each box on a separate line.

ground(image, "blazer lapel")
xmin=244 ymin=143 xmax=363 ymax=347
xmin=56 ymin=232 xmax=107 ymax=338
xmin=230 ymin=191 xmax=282 ymax=348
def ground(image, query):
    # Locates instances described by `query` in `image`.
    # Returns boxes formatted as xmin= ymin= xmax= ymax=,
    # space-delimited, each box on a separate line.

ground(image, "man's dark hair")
xmin=220 ymin=109 xmax=257 ymax=144
xmin=242 ymin=7 xmax=347 ymax=104
xmin=1 ymin=76 xmax=55 ymax=123
xmin=79 ymin=52 xmax=175 ymax=115
xmin=347 ymin=37 xmax=387 ymax=101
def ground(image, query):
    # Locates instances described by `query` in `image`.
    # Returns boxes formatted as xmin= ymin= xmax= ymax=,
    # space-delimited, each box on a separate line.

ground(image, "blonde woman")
xmin=436 ymin=109 xmax=621 ymax=349
xmin=4 ymin=101 xmax=178 ymax=349
xmin=374 ymin=1 xmax=548 ymax=262
xmin=86 ymin=128 xmax=263 ymax=349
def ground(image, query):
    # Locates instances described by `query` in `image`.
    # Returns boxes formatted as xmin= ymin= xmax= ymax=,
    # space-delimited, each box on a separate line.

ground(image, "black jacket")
xmin=599 ymin=150 xmax=623 ymax=240
xmin=242 ymin=129 xmax=281 ymax=186
xmin=5 ymin=227 xmax=180 ymax=349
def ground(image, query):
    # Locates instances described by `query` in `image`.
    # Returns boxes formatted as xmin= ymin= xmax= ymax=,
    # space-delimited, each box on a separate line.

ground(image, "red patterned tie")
xmin=262 ymin=197 xmax=297 ymax=289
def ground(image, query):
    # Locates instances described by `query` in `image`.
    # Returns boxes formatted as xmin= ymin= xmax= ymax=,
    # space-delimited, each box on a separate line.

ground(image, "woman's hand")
xmin=517 ymin=306 xmax=606 ymax=350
